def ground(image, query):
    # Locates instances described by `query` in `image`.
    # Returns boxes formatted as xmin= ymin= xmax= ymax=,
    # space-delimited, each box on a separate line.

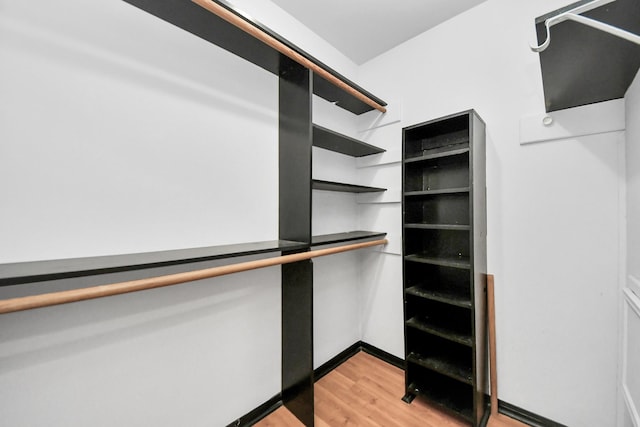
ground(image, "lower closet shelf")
xmin=404 ymin=254 xmax=470 ymax=270
xmin=311 ymin=231 xmax=386 ymax=246
xmin=312 ymin=179 xmax=386 ymax=193
xmin=406 ymin=352 xmax=472 ymax=385
xmin=405 ymin=286 xmax=472 ymax=308
xmin=406 ymin=317 xmax=472 ymax=347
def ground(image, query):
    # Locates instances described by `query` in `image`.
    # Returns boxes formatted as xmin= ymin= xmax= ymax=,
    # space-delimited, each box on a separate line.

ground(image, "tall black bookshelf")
xmin=401 ymin=110 xmax=487 ymax=426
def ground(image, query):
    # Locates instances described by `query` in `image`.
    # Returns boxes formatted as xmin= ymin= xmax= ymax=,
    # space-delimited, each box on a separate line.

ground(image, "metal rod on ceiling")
xmin=531 ymin=0 xmax=640 ymax=53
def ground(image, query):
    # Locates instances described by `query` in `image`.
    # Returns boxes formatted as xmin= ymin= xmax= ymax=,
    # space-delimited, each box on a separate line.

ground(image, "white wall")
xmin=227 ymin=0 xmax=359 ymax=82
xmin=623 ymin=71 xmax=640 ymax=427
xmin=0 ymin=0 xmax=279 ymax=261
xmin=358 ymin=0 xmax=625 ymax=425
xmin=356 ymin=118 xmax=404 ymax=355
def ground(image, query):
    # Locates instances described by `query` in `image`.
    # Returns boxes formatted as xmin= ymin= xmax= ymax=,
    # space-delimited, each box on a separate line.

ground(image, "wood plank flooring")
xmin=487 ymin=413 xmax=530 ymax=427
xmin=255 ymin=351 xmax=469 ymax=427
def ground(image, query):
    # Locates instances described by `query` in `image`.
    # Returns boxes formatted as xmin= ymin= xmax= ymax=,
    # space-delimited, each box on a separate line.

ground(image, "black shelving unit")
xmin=402 ymin=110 xmax=486 ymax=426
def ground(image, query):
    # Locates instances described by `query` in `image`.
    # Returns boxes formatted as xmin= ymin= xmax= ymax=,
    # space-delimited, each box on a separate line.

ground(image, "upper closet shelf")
xmin=534 ymin=0 xmax=640 ymax=112
xmin=313 ymin=124 xmax=386 ymax=157
xmin=313 ymin=125 xmax=385 ymax=157
xmin=123 ymin=0 xmax=387 ymax=115
xmin=0 ymin=240 xmax=307 ymax=286
xmin=312 ymin=179 xmax=387 ymax=193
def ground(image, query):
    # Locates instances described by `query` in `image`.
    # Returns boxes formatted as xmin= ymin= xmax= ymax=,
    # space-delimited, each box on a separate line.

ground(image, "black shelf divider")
xmin=405 ymin=286 xmax=472 ymax=309
xmin=404 ymin=147 xmax=469 ymax=164
xmin=404 ymin=224 xmax=471 ymax=231
xmin=312 ymin=124 xmax=385 ymax=157
xmin=279 ymin=59 xmax=314 ymax=426
xmin=404 ymin=254 xmax=471 ymax=270
xmin=123 ymin=0 xmax=386 ymax=115
xmin=312 ymin=179 xmax=386 ymax=194
xmin=404 ymin=187 xmax=469 ymax=197
xmin=406 ymin=352 xmax=473 ymax=385
xmin=406 ymin=317 xmax=473 ymax=347
xmin=311 ymin=231 xmax=386 ymax=246
xmin=0 ymin=239 xmax=308 ymax=287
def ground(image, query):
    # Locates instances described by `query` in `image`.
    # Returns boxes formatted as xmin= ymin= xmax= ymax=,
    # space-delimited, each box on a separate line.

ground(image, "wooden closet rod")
xmin=0 ymin=239 xmax=387 ymax=315
xmin=191 ymin=0 xmax=387 ymax=114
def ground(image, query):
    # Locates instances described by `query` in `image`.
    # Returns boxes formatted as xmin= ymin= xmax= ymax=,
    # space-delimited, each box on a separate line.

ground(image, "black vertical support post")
xmin=279 ymin=56 xmax=314 ymax=427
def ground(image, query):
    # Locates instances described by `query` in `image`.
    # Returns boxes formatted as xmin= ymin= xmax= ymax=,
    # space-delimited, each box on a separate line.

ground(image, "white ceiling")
xmin=270 ymin=0 xmax=488 ymax=64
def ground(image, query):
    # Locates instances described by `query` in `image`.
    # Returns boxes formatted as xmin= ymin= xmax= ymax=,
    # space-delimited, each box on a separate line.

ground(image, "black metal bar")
xmin=281 ymin=259 xmax=314 ymax=427
xmin=279 ymin=59 xmax=312 ymax=244
xmin=279 ymin=57 xmax=314 ymax=426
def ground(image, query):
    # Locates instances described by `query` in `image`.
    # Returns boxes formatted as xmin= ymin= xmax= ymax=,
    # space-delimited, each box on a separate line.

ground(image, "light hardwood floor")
xmin=254 ymin=351 xmax=469 ymax=427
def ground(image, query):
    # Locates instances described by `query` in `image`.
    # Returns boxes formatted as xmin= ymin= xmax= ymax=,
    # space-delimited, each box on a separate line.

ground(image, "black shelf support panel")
xmin=122 ymin=0 xmax=386 ymax=115
xmin=279 ymin=57 xmax=314 ymax=427
xmin=535 ymin=0 xmax=640 ymax=112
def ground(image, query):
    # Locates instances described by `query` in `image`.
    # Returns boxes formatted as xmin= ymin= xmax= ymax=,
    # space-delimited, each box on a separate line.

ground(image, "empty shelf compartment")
xmin=404 ymin=263 xmax=471 ymax=308
xmin=404 ymin=151 xmax=469 ymax=192
xmin=406 ymin=331 xmax=473 ymax=384
xmin=406 ymin=370 xmax=473 ymax=421
xmin=404 ymin=229 xmax=470 ymax=268
xmin=404 ymin=192 xmax=470 ymax=226
xmin=404 ymin=114 xmax=469 ymax=160
xmin=405 ymin=299 xmax=472 ymax=346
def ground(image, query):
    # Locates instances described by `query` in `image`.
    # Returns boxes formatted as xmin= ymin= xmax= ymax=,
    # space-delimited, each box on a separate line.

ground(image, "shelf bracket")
xmin=530 ymin=0 xmax=640 ymax=52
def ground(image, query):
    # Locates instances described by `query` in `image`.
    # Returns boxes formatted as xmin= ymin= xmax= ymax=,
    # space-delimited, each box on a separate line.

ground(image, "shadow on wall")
xmin=1 ymin=12 xmax=277 ymax=123
xmin=0 ymin=258 xmax=280 ymax=373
